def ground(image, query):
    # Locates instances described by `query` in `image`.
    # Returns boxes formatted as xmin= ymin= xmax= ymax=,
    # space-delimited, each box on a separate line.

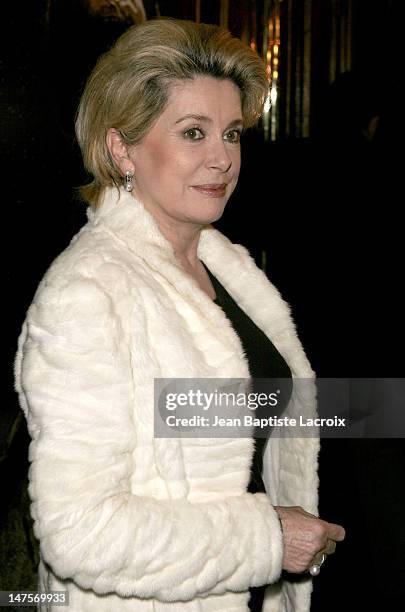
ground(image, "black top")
xmin=203 ymin=264 xmax=292 ymax=612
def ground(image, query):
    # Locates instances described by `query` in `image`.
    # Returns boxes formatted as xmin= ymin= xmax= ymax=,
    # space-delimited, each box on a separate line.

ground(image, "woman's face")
xmin=128 ymin=76 xmax=243 ymax=228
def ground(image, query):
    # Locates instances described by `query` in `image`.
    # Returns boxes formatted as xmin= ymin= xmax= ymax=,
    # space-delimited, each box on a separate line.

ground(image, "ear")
xmin=106 ymin=128 xmax=135 ymax=176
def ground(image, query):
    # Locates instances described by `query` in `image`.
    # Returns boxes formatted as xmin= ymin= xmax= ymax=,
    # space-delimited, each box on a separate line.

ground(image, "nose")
xmin=206 ymin=138 xmax=233 ymax=173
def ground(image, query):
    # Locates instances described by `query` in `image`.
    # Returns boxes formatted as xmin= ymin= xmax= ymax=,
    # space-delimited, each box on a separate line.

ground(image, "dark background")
xmin=1 ymin=1 xmax=404 ymax=610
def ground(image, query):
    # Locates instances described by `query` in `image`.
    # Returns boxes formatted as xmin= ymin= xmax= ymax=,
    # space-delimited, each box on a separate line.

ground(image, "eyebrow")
xmin=174 ymin=114 xmax=244 ymax=128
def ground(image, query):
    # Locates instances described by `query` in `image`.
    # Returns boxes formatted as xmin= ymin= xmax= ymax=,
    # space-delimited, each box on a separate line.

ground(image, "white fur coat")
xmin=14 ymin=187 xmax=319 ymax=611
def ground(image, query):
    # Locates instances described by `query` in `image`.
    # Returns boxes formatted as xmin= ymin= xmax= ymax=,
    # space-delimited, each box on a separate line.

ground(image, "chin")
xmin=190 ymin=199 xmax=228 ymax=225
xmin=193 ymin=210 xmax=226 ymax=226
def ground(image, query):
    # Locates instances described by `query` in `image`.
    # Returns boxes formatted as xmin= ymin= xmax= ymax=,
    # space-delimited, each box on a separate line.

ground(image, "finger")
xmin=311 ymin=552 xmax=326 ymax=566
xmin=310 ymin=540 xmax=336 ymax=569
xmin=326 ymin=522 xmax=345 ymax=542
xmin=308 ymin=551 xmax=328 ymax=575
xmin=324 ymin=539 xmax=336 ymax=555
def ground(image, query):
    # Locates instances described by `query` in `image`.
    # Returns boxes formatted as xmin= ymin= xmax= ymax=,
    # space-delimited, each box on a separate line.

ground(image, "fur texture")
xmin=14 ymin=187 xmax=319 ymax=611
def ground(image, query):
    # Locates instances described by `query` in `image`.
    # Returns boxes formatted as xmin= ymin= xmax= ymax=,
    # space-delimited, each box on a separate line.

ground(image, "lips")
xmin=191 ymin=184 xmax=227 ymax=197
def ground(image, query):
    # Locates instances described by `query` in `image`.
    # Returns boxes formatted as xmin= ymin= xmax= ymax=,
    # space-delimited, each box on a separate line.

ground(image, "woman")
xmin=15 ymin=18 xmax=344 ymax=611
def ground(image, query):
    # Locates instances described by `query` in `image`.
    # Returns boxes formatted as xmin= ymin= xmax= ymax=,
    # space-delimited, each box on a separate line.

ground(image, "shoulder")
xmin=27 ymin=223 xmax=150 ymax=330
xmin=34 ymin=222 xmax=147 ymax=300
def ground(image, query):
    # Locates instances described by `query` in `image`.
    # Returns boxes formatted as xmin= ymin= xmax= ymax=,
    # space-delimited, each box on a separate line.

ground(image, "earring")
xmin=124 ymin=170 xmax=134 ymax=192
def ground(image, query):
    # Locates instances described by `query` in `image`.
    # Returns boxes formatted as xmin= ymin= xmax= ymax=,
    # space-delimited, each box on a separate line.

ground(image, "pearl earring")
xmin=124 ymin=171 xmax=134 ymax=192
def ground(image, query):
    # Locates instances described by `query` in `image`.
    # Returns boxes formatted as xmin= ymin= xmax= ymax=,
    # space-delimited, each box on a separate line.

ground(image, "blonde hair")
xmin=75 ymin=18 xmax=268 ymax=209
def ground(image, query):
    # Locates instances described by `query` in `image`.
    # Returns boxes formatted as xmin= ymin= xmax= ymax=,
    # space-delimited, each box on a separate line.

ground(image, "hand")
xmin=274 ymin=505 xmax=345 ymax=574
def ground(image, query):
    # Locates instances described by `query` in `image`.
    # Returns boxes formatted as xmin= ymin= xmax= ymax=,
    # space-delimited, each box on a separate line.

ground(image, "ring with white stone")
xmin=309 ymin=553 xmax=326 ymax=576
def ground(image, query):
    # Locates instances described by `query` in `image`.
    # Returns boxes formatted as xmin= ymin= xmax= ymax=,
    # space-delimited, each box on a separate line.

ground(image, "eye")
xmin=224 ymin=129 xmax=242 ymax=143
xmin=184 ymin=127 xmax=204 ymax=140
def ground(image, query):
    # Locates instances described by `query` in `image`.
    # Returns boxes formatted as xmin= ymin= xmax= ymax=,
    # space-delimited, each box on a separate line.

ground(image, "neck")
xmin=133 ymin=193 xmax=204 ymax=271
